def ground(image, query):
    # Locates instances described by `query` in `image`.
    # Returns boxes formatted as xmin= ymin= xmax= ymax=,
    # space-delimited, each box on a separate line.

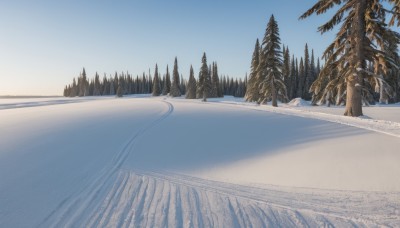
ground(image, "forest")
xmin=64 ymin=1 xmax=400 ymax=117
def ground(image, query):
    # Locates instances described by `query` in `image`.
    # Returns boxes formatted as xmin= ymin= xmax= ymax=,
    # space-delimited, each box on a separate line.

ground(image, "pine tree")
xmin=245 ymin=39 xmax=261 ymax=102
xmin=162 ymin=65 xmax=171 ymax=95
xmin=210 ymin=62 xmax=218 ymax=98
xmin=69 ymin=78 xmax=77 ymax=97
xmin=152 ymin=64 xmax=161 ymax=96
xmin=109 ymin=77 xmax=115 ymax=95
xmin=302 ymin=44 xmax=311 ymax=99
xmin=170 ymin=57 xmax=181 ymax=97
xmin=180 ymin=75 xmax=186 ymax=95
xmin=297 ymin=58 xmax=304 ymax=98
xmin=301 ymin=0 xmax=400 ymax=116
xmin=198 ymin=53 xmax=211 ymax=101
xmin=79 ymin=68 xmax=87 ymax=96
xmin=116 ymin=81 xmax=123 ymax=97
xmin=186 ymin=65 xmax=197 ymax=99
xmin=258 ymin=15 xmax=288 ymax=106
xmin=283 ymin=46 xmax=291 ymax=97
xmin=93 ymin=72 xmax=101 ymax=96
xmin=289 ymin=55 xmax=297 ymax=99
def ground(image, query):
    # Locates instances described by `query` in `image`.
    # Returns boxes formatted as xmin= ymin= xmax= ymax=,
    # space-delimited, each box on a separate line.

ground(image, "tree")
xmin=245 ymin=39 xmax=261 ymax=102
xmin=116 ymin=81 xmax=123 ymax=97
xmin=170 ymin=57 xmax=181 ymax=97
xmin=302 ymin=44 xmax=311 ymax=99
xmin=282 ymin=45 xmax=291 ymax=97
xmin=198 ymin=53 xmax=211 ymax=101
xmin=186 ymin=65 xmax=197 ymax=99
xmin=257 ymin=15 xmax=288 ymax=106
xmin=301 ymin=0 xmax=400 ymax=116
xmin=162 ymin=65 xmax=171 ymax=95
xmin=109 ymin=77 xmax=115 ymax=95
xmin=289 ymin=55 xmax=297 ymax=99
xmin=152 ymin=64 xmax=161 ymax=96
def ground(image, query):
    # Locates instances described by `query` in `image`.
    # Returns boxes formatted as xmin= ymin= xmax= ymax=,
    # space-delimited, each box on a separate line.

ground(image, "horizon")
xmin=2 ymin=0 xmax=339 ymax=96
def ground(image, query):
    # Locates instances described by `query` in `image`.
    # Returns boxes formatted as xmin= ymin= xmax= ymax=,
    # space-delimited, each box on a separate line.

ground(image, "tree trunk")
xmin=344 ymin=0 xmax=366 ymax=117
xmin=344 ymin=78 xmax=362 ymax=116
xmin=271 ymin=81 xmax=278 ymax=107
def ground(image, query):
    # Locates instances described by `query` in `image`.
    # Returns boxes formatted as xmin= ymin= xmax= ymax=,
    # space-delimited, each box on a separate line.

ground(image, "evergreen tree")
xmin=69 ymin=78 xmax=77 ymax=97
xmin=186 ymin=65 xmax=197 ymax=99
xmin=116 ymin=81 xmax=123 ymax=97
xmin=152 ymin=64 xmax=161 ymax=96
xmin=93 ymin=72 xmax=101 ymax=96
xmin=302 ymin=44 xmax=311 ymax=99
xmin=297 ymin=58 xmax=305 ymax=98
xmin=79 ymin=68 xmax=87 ymax=96
xmin=109 ymin=77 xmax=115 ymax=95
xmin=289 ymin=55 xmax=297 ymax=99
xmin=162 ymin=65 xmax=171 ymax=95
xmin=283 ymin=46 xmax=291 ymax=97
xmin=258 ymin=15 xmax=288 ymax=106
xmin=245 ymin=39 xmax=261 ymax=102
xmin=170 ymin=57 xmax=181 ymax=97
xmin=301 ymin=0 xmax=400 ymax=116
xmin=198 ymin=53 xmax=211 ymax=101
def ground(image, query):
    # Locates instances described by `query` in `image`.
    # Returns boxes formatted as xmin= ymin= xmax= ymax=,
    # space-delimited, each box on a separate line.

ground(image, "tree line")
xmin=63 ymin=56 xmax=248 ymax=99
xmin=64 ymin=0 xmax=399 ymax=117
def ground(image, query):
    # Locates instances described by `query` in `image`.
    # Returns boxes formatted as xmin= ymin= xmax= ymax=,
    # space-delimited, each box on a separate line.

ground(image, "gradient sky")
xmin=0 ymin=0 xmax=337 ymax=95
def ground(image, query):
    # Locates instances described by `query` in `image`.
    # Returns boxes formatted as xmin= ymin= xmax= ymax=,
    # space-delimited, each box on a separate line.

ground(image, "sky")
xmin=0 ymin=0 xmax=338 ymax=96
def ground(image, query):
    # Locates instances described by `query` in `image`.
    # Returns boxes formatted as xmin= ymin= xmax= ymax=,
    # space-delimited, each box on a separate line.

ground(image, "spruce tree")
xmin=152 ymin=64 xmax=161 ymax=96
xmin=162 ymin=65 xmax=171 ymax=95
xmin=116 ymin=82 xmax=123 ymax=97
xmin=289 ymin=55 xmax=297 ymax=99
xmin=186 ymin=65 xmax=197 ymax=99
xmin=303 ymin=44 xmax=311 ymax=99
xmin=301 ymin=0 xmax=400 ymax=116
xmin=258 ymin=15 xmax=288 ymax=106
xmin=199 ymin=53 xmax=211 ymax=101
xmin=170 ymin=57 xmax=181 ymax=97
xmin=93 ymin=72 xmax=101 ymax=96
xmin=283 ymin=46 xmax=291 ymax=97
xmin=297 ymin=58 xmax=305 ymax=98
xmin=109 ymin=78 xmax=115 ymax=95
xmin=245 ymin=39 xmax=261 ymax=102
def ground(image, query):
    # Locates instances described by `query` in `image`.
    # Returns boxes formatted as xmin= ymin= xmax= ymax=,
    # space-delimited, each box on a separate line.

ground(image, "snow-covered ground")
xmin=0 ymin=96 xmax=399 ymax=227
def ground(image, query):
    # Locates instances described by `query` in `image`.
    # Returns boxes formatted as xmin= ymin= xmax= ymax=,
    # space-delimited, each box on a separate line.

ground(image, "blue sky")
xmin=0 ymin=0 xmax=336 ymax=95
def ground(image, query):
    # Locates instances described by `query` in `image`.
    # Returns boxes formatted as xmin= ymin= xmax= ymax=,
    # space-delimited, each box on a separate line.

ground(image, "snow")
xmin=0 ymin=96 xmax=399 ymax=227
xmin=287 ymin=97 xmax=312 ymax=107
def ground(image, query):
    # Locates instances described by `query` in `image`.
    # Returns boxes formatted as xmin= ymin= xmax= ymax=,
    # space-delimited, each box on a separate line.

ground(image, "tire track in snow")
xmin=38 ymin=100 xmax=174 ymax=227
xmin=84 ymin=169 xmax=399 ymax=227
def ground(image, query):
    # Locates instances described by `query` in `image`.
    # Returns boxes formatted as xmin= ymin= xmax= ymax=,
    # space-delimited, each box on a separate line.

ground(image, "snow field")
xmin=0 ymin=96 xmax=399 ymax=227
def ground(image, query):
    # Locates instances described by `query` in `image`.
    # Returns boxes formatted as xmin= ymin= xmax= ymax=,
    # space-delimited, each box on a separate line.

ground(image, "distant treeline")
xmin=63 ymin=55 xmax=247 ymax=99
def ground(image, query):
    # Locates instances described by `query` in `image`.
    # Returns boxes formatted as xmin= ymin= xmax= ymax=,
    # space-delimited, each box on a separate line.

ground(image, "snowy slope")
xmin=0 ymin=96 xmax=399 ymax=227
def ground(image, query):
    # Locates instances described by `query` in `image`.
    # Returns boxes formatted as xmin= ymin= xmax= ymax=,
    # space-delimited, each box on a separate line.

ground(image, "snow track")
xmin=38 ymin=100 xmax=174 ymax=227
xmin=82 ymin=170 xmax=399 ymax=227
